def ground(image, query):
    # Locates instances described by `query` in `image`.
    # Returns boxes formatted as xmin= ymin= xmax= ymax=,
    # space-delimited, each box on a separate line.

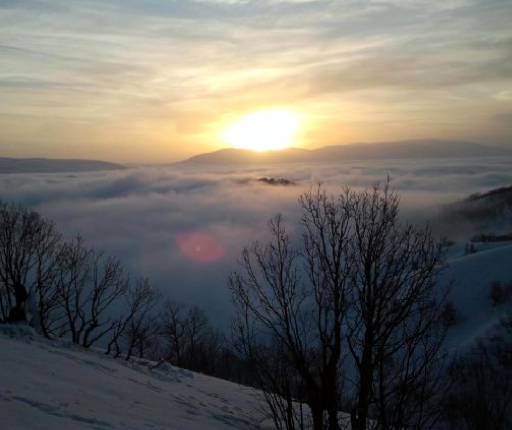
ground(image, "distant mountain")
xmin=179 ymin=140 xmax=511 ymax=166
xmin=465 ymin=185 xmax=512 ymax=203
xmin=179 ymin=147 xmax=310 ymax=166
xmin=440 ymin=184 xmax=512 ymax=235
xmin=0 ymin=157 xmax=125 ymax=174
xmin=311 ymin=140 xmax=511 ymax=161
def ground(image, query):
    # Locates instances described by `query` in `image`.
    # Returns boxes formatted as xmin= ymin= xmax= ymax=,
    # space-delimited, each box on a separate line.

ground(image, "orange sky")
xmin=1 ymin=0 xmax=511 ymax=163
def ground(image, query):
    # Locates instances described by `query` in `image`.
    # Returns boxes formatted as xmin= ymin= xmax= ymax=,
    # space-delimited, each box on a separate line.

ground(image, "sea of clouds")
xmin=2 ymin=158 xmax=512 ymax=327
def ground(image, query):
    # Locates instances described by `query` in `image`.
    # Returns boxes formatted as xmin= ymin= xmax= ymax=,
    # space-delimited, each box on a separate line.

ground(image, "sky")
xmin=0 ymin=0 xmax=511 ymax=163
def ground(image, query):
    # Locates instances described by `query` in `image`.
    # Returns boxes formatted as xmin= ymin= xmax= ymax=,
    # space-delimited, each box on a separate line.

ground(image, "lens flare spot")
xmin=176 ymin=231 xmax=225 ymax=262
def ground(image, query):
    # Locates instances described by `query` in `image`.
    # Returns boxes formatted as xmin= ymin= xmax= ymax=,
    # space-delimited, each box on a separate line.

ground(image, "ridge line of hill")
xmin=178 ymin=140 xmax=511 ymax=166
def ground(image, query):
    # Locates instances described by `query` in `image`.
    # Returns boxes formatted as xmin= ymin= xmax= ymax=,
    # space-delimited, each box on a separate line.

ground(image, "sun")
xmin=220 ymin=110 xmax=300 ymax=152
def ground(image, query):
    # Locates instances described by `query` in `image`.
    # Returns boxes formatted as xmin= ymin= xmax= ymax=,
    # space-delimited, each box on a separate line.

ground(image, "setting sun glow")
xmin=220 ymin=111 xmax=299 ymax=152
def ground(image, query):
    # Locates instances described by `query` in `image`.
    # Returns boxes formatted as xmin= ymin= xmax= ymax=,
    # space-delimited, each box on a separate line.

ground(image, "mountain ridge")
xmin=178 ymin=140 xmax=511 ymax=166
xmin=0 ymin=157 xmax=126 ymax=174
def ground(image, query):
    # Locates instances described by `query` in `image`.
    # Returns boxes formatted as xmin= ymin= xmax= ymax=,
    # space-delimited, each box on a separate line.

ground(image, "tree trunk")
xmin=353 ymin=336 xmax=374 ymax=430
xmin=7 ymin=282 xmax=28 ymax=322
xmin=324 ymin=368 xmax=340 ymax=430
xmin=328 ymin=408 xmax=339 ymax=430
xmin=311 ymin=406 xmax=324 ymax=430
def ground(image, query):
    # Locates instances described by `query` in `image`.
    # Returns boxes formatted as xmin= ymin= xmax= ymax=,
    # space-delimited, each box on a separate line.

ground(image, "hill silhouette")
xmin=179 ymin=140 xmax=511 ymax=166
xmin=0 ymin=157 xmax=126 ymax=174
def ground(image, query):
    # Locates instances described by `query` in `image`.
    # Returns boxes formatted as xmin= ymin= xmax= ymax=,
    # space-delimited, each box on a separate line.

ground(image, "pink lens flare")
xmin=175 ymin=230 xmax=226 ymax=262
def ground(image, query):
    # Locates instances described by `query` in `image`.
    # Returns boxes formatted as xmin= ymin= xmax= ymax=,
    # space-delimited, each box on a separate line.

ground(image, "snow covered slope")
xmin=1 ymin=243 xmax=511 ymax=430
xmin=0 ymin=326 xmax=270 ymax=430
xmin=442 ymin=241 xmax=512 ymax=349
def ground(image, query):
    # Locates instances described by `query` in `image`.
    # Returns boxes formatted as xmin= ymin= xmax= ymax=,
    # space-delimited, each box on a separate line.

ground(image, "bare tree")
xmin=230 ymin=185 xmax=353 ymax=430
xmin=230 ymin=183 xmax=448 ymax=430
xmin=0 ymin=202 xmax=166 ymax=358
xmin=52 ymin=236 xmax=91 ymax=341
xmin=33 ymin=232 xmax=66 ymax=337
xmin=183 ymin=305 xmax=210 ymax=371
xmin=444 ymin=311 xmax=512 ymax=430
xmin=54 ymin=237 xmax=128 ymax=347
xmin=346 ymin=184 xmax=447 ymax=430
xmin=161 ymin=301 xmax=225 ymax=374
xmin=0 ymin=201 xmax=61 ymax=324
xmin=123 ymin=278 xmax=162 ymax=360
xmin=161 ymin=300 xmax=189 ymax=366
xmin=232 ymin=316 xmax=306 ymax=430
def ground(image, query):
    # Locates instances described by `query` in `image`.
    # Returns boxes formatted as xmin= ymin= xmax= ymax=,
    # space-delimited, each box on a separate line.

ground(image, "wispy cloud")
xmin=0 ymin=0 xmax=511 ymax=161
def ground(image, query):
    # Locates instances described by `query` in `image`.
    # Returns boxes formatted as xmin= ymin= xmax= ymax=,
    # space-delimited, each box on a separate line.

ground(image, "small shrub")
xmin=490 ymin=281 xmax=506 ymax=306
xmin=464 ymin=242 xmax=477 ymax=255
xmin=440 ymin=236 xmax=455 ymax=248
xmin=489 ymin=280 xmax=512 ymax=307
xmin=471 ymin=233 xmax=512 ymax=243
xmin=443 ymin=301 xmax=463 ymax=328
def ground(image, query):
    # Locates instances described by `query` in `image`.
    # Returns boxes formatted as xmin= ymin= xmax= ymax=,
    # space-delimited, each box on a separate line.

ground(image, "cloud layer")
xmin=2 ymin=159 xmax=512 ymax=326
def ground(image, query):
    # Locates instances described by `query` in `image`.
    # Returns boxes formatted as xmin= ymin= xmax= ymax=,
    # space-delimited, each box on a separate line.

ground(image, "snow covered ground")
xmin=442 ymin=241 xmax=512 ymax=349
xmin=1 ymin=241 xmax=511 ymax=430
xmin=0 ymin=325 xmax=271 ymax=430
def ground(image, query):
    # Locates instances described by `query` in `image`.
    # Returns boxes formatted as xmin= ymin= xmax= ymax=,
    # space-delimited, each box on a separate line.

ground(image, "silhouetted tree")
xmin=230 ymin=182 xmax=448 ymax=430
xmin=123 ymin=278 xmax=162 ymax=360
xmin=0 ymin=201 xmax=61 ymax=323
xmin=347 ymin=184 xmax=447 ymax=430
xmin=444 ymin=312 xmax=512 ymax=430
xmin=0 ymin=202 xmax=174 ymax=360
xmin=231 ymin=186 xmax=353 ymax=430
xmin=53 ymin=236 xmax=128 ymax=347
xmin=161 ymin=301 xmax=225 ymax=374
xmin=232 ymin=318 xmax=306 ymax=430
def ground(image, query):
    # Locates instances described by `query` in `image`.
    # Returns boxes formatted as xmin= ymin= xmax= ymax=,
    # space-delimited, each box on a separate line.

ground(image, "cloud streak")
xmin=0 ymin=0 xmax=511 ymax=161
